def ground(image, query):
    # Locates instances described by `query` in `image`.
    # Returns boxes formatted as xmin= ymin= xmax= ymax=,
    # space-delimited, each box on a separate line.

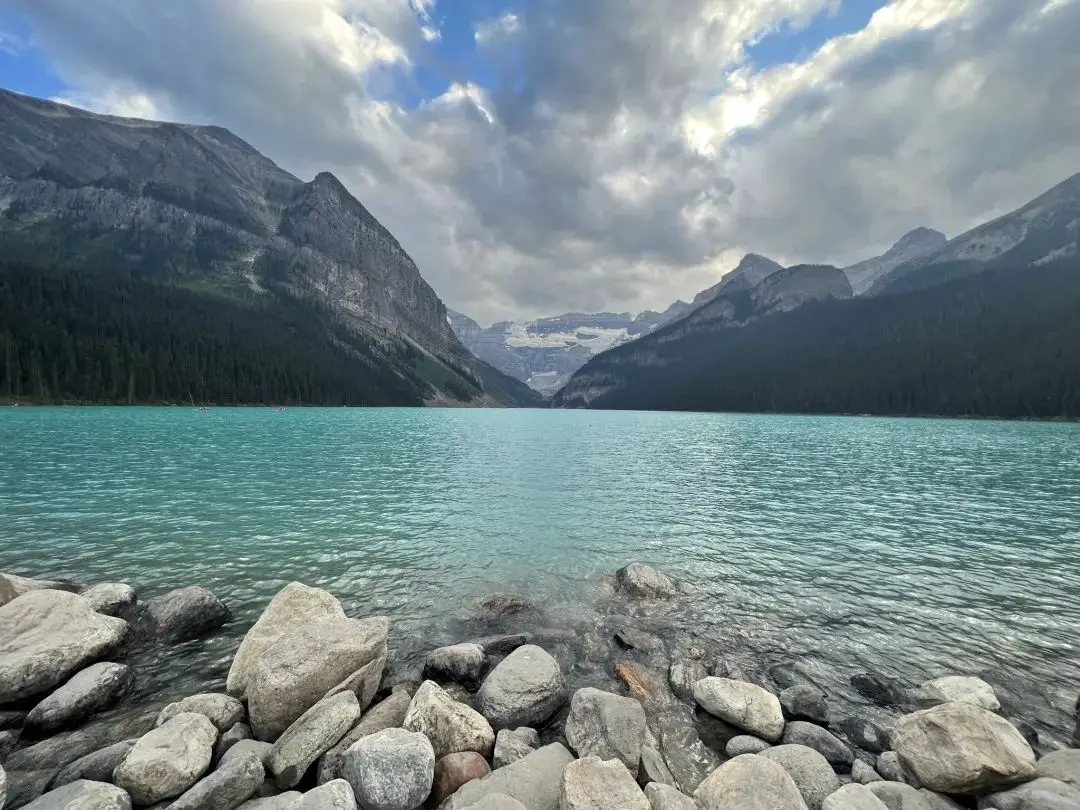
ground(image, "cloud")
xmin=7 ymin=0 xmax=1080 ymax=323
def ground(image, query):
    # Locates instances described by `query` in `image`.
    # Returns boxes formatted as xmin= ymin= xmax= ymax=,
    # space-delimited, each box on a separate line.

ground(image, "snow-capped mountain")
xmin=843 ymin=227 xmax=948 ymax=295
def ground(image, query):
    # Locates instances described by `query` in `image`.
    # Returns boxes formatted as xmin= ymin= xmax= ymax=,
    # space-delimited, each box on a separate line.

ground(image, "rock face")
xmin=822 ymin=784 xmax=890 ymax=810
xmin=438 ymin=743 xmax=575 ymax=810
xmin=976 ymin=777 xmax=1080 ymax=810
xmin=52 ymin=741 xmax=136 ymax=788
xmin=475 ymin=645 xmax=567 ymax=730
xmin=891 ymin=702 xmax=1036 ymax=794
xmin=247 ymin=616 xmax=389 ymax=741
xmin=693 ymin=678 xmax=785 ymax=742
xmin=81 ymin=583 xmax=137 ymax=617
xmin=135 ymin=585 xmax=230 ymax=643
xmin=0 ymin=590 xmax=130 ymax=703
xmin=342 ymin=727 xmax=434 ymax=810
xmin=428 ymin=752 xmax=490 ymax=808
xmin=403 ymin=680 xmax=495 ymax=759
xmin=269 ymin=691 xmax=360 ymax=789
xmin=158 ymin=693 xmax=245 ymax=731
xmin=914 ymin=677 xmax=1000 ymax=711
xmin=112 ymin=712 xmax=218 ymax=805
xmin=560 ymin=756 xmax=649 ymax=810
xmin=318 ymin=687 xmax=413 ymax=785
xmin=694 ymin=753 xmax=809 ymax=810
xmin=615 ymin=564 xmax=678 ymax=599
xmin=564 ymin=687 xmax=647 ymax=774
xmin=21 ymin=779 xmax=133 ymax=809
xmin=783 ymin=722 xmax=855 ymax=773
xmin=25 ymin=662 xmax=134 ymax=734
xmin=424 ymin=644 xmax=487 ymax=689
xmin=169 ymin=750 xmax=265 ymax=810
xmin=761 ymin=745 xmax=841 ymax=810
xmin=781 ymin=685 xmax=830 ymax=726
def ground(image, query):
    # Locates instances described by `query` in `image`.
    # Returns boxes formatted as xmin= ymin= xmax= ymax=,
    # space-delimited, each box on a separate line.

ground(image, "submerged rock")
xmin=82 ymin=583 xmax=137 ymax=617
xmin=560 ymin=756 xmax=649 ymax=810
xmin=781 ymin=685 xmax=831 ymax=726
xmin=438 ymin=743 xmax=575 ymax=810
xmin=693 ymin=753 xmax=809 ymax=810
xmin=615 ymin=564 xmax=678 ymax=599
xmin=404 ymin=680 xmax=495 ymax=759
xmin=693 ymin=678 xmax=785 ymax=742
xmin=25 ymin=662 xmax=134 ymax=734
xmin=112 ymin=712 xmax=218 ymax=806
xmin=564 ymin=687 xmax=647 ymax=774
xmin=851 ymin=673 xmax=908 ymax=709
xmin=914 ymin=676 xmax=1000 ymax=712
xmin=135 ymin=585 xmax=230 ymax=643
xmin=478 ymin=593 xmax=536 ymax=617
xmin=21 ymin=779 xmax=132 ymax=809
xmin=476 ymin=645 xmax=567 ymax=730
xmin=269 ymin=691 xmax=360 ymax=789
xmin=424 ymin=644 xmax=487 ymax=689
xmin=341 ymin=727 xmax=434 ymax=810
xmin=669 ymin=659 xmax=708 ymax=702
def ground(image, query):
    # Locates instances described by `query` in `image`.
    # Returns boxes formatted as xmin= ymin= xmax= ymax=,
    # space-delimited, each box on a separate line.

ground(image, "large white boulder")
xmin=913 ymin=677 xmax=1000 ymax=712
xmin=693 ymin=678 xmax=785 ymax=742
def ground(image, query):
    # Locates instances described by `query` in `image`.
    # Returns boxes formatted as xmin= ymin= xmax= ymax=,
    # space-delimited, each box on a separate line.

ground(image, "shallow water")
xmin=2 ymin=407 xmax=1078 ymax=743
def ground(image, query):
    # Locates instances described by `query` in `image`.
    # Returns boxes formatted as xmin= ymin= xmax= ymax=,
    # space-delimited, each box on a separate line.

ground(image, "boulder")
xmin=851 ymin=674 xmax=908 ymax=709
xmin=762 ymin=744 xmax=842 ymax=810
xmin=269 ymin=691 xmax=360 ymax=789
xmin=614 ymin=564 xmax=678 ymax=599
xmin=403 ymin=680 xmax=495 ymax=759
xmin=640 ymin=744 xmax=678 ymax=789
xmin=341 ymin=727 xmax=434 ymax=810
xmin=975 ymin=777 xmax=1080 ymax=810
xmin=560 ymin=756 xmax=649 ymax=810
xmin=493 ymin=729 xmax=537 ymax=769
xmin=693 ymin=678 xmax=785 ymax=742
xmin=135 ymin=585 xmax=230 ymax=643
xmin=52 ymin=740 xmax=136 ymax=788
xmin=21 ymin=779 xmax=132 ymax=809
xmin=914 ymin=677 xmax=1000 ymax=712
xmin=5 ymin=710 xmax=155 ymax=774
xmin=169 ymin=750 xmax=264 ymax=810
xmin=784 ymin=722 xmax=855 ymax=772
xmin=25 ymin=662 xmax=134 ymax=734
xmin=866 ymin=782 xmax=935 ymax=810
xmin=891 ymin=702 xmax=1036 ymax=793
xmin=836 ymin=717 xmax=890 ymax=755
xmin=851 ymin=759 xmax=883 ymax=785
xmin=475 ymin=645 xmax=567 ymax=730
xmin=1038 ymin=749 xmax=1080 ymax=790
xmin=216 ymin=722 xmax=254 ymax=763
xmin=82 ymin=583 xmax=137 ymax=617
xmin=781 ymin=685 xmax=831 ymax=726
xmin=157 ymin=693 xmax=245 ymax=731
xmin=424 ymin=644 xmax=487 ymax=689
xmin=240 ymin=793 xmax=304 ymax=809
xmin=247 ymin=616 xmax=389 ymax=741
xmin=455 ymin=798 xmax=528 ymax=810
xmin=564 ymin=687 xmax=647 ymax=774
xmin=428 ymin=752 xmax=490 ymax=808
xmin=112 ymin=712 xmax=218 ymax=805
xmin=693 ymin=753 xmax=809 ymax=810
xmin=822 ymin=784 xmax=890 ymax=810
xmin=0 ymin=590 xmax=129 ymax=703
xmin=223 ymin=740 xmax=275 ymax=769
xmin=669 ymin=660 xmax=709 ymax=702
xmin=726 ymin=735 xmax=771 ymax=757
xmin=473 ymin=635 xmax=530 ymax=657
xmin=876 ymin=752 xmax=917 ymax=786
xmin=297 ymin=779 xmax=356 ymax=809
xmin=0 ymin=573 xmax=77 ymax=607
xmin=644 ymin=783 xmax=697 ymax=810
xmin=437 ymin=743 xmax=575 ymax=810
xmin=317 ymin=686 xmax=412 ymax=785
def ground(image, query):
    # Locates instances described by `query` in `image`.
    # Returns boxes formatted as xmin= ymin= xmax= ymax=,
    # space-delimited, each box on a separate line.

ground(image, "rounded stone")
xmin=761 ymin=744 xmax=841 ymax=810
xmin=693 ymin=753 xmax=808 ymax=810
xmin=403 ymin=680 xmax=495 ymax=759
xmin=693 ymin=678 xmax=785 ymax=742
xmin=113 ymin=712 xmax=218 ymax=806
xmin=476 ymin=645 xmax=567 ymax=730
xmin=21 ymin=779 xmax=132 ymax=810
xmin=341 ymin=727 xmax=434 ymax=810
xmin=428 ymin=752 xmax=491 ymax=808
xmin=564 ymin=687 xmax=647 ymax=774
xmin=726 ymin=735 xmax=772 ymax=757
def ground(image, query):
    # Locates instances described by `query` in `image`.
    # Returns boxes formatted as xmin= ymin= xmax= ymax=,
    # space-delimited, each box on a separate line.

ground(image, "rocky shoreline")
xmin=1 ymin=563 xmax=1078 ymax=810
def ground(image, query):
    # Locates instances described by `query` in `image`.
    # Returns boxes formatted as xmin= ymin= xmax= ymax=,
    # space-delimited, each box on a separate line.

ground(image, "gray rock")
xmin=6 ymin=711 xmax=156 ymax=773
xmin=316 ymin=687 xmax=412 ymax=786
xmin=693 ymin=678 xmax=784 ymax=742
xmin=0 ymin=590 xmax=129 ymax=703
xmin=639 ymin=745 xmax=677 ymax=790
xmin=135 ymin=585 xmax=231 ymax=643
xmin=784 ymin=722 xmax=855 ymax=773
xmin=113 ymin=712 xmax=218 ymax=806
xmin=403 ymin=680 xmax=494 ymax=759
xmin=891 ymin=702 xmax=1036 ymax=794
xmin=157 ymin=693 xmax=245 ymax=731
xmin=726 ymin=735 xmax=771 ymax=757
xmin=269 ymin=691 xmax=360 ymax=789
xmin=475 ymin=645 xmax=566 ymax=731
xmin=614 ymin=564 xmax=678 ymax=599
xmin=976 ymin=777 xmax=1080 ymax=810
xmin=341 ymin=728 xmax=433 ymax=810
xmin=223 ymin=740 xmax=275 ymax=769
xmin=437 ymin=743 xmax=575 ymax=810
xmin=456 ymin=798 xmax=528 ymax=810
xmin=82 ymin=583 xmax=137 ymax=617
xmin=297 ymin=779 xmax=356 ymax=810
xmin=668 ymin=660 xmax=708 ymax=702
xmin=22 ymin=780 xmax=132 ymax=809
xmin=917 ymin=791 xmax=963 ymax=810
xmin=216 ymin=723 xmax=254 ymax=763
xmin=564 ymin=687 xmax=647 ymax=774
xmin=866 ymin=782 xmax=934 ymax=810
xmin=644 ymin=783 xmax=697 ymax=810
xmin=851 ymin=760 xmax=883 ymax=785
xmin=169 ymin=751 xmax=264 ymax=810
xmin=0 ymin=729 xmax=16 ymax=759
xmin=0 ymin=573 xmax=78 ymax=607
xmin=6 ymin=769 xmax=59 ymax=810
xmin=913 ymin=677 xmax=1000 ymax=712
xmin=477 ymin=594 xmax=536 ymax=618
xmin=781 ymin=685 xmax=831 ymax=726
xmin=693 ymin=753 xmax=809 ymax=810
xmin=837 ymin=717 xmax=891 ymax=755
xmin=492 ymin=729 xmax=535 ymax=769
xmin=851 ymin=674 xmax=908 ymax=709
xmin=1038 ymin=749 xmax=1080 ymax=790
xmin=654 ymin=705 xmax=722 ymax=794
xmin=762 ymin=745 xmax=841 ymax=810
xmin=472 ymin=635 xmax=530 ymax=657
xmin=52 ymin=741 xmax=136 ymax=789
xmin=247 ymin=616 xmax=389 ymax=741
xmin=560 ymin=756 xmax=649 ymax=810
xmin=424 ymin=644 xmax=487 ymax=688
xmin=0 ymin=710 xmax=25 ymax=729
xmin=240 ymin=793 xmax=303 ymax=810
xmin=614 ymin=627 xmax=663 ymax=653
xmin=823 ymin=784 xmax=889 ymax=810
xmin=0 ymin=763 xmax=6 ymax=810
xmin=26 ymin=662 xmax=134 ymax=734
xmin=876 ymin=753 xmax=917 ymax=786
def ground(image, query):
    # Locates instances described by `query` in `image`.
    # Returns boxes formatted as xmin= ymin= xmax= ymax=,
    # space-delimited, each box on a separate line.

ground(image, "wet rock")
xmin=404 ymin=680 xmax=495 ymax=759
xmin=693 ymin=753 xmax=808 ymax=810
xmin=693 ymin=678 xmax=785 ymax=742
xmin=492 ymin=729 xmax=536 ymax=769
xmin=1012 ymin=719 xmax=1039 ymax=750
xmin=866 ymin=782 xmax=936 ymax=810
xmin=169 ymin=750 xmax=264 ymax=810
xmin=0 ymin=590 xmax=129 ymax=704
xmin=5 ymin=711 xmax=155 ymax=774
xmin=438 ymin=743 xmax=575 ymax=810
xmin=707 ymin=661 xmax=775 ymax=692
xmin=614 ymin=626 xmax=663 ymax=653
xmin=269 ymin=691 xmax=360 ymax=789
xmin=668 ymin=660 xmax=708 ymax=702
xmin=560 ymin=756 xmax=649 ymax=810
xmin=914 ymin=677 xmax=1000 ymax=712
xmin=216 ymin=722 xmax=254 ymax=763
xmin=851 ymin=759 xmax=883 ymax=785
xmin=475 ymin=645 xmax=567 ymax=730
xmin=424 ymin=644 xmax=487 ymax=689
xmin=975 ymin=777 xmax=1080 ymax=810
xmin=1038 ymin=749 xmax=1080 ymax=790
xmin=655 ymin=705 xmax=723 ymax=794
xmin=247 ymin=616 xmax=389 ymax=741
xmin=823 ymin=784 xmax=889 ymax=810
xmin=52 ymin=740 xmax=135 ymax=788
xmin=0 ymin=573 xmax=78 ymax=607
xmin=781 ymin=685 xmax=830 ymax=726
xmin=478 ymin=594 xmax=535 ymax=617
xmin=21 ymin=780 xmax=132 ymax=809
xmin=644 ymin=783 xmax=697 ymax=810
xmin=317 ymin=687 xmax=412 ymax=785
xmin=726 ymin=735 xmax=771 ymax=756
xmin=135 ymin=585 xmax=230 ymax=643
xmin=564 ymin=687 xmax=647 ymax=774
xmin=784 ymin=721 xmax=855 ymax=773
xmin=25 ymin=662 xmax=134 ymax=735
xmin=892 ymin=702 xmax=1036 ymax=794
xmin=876 ymin=752 xmax=916 ymax=786
xmin=223 ymin=740 xmax=275 ymax=769
xmin=472 ymin=634 xmax=530 ymax=656
xmin=297 ymin=779 xmax=355 ymax=810
xmin=614 ymin=564 xmax=678 ymax=599
xmin=341 ymin=727 xmax=434 ymax=810
xmin=762 ymin=745 xmax=841 ymax=810
xmin=82 ymin=583 xmax=137 ymax=617
xmin=113 ymin=712 xmax=218 ymax=806
xmin=836 ymin=716 xmax=891 ymax=755
xmin=157 ymin=693 xmax=245 ymax=731
xmin=428 ymin=752 xmax=490 ymax=808
xmin=851 ymin=674 xmax=908 ymax=709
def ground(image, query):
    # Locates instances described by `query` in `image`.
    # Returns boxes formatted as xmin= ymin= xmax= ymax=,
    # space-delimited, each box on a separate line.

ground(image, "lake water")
xmin=2 ymin=407 xmax=1079 ymax=745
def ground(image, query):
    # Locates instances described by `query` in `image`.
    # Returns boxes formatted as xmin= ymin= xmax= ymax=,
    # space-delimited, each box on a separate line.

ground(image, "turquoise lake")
xmin=2 ymin=407 xmax=1079 ymax=743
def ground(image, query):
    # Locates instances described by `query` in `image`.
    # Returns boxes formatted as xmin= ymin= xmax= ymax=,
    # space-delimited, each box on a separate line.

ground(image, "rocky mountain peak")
xmin=891 ymin=227 xmax=948 ymax=253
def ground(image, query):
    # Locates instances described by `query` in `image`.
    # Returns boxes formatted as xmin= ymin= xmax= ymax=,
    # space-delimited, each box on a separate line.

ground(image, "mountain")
xmin=843 ymin=227 xmax=947 ymax=294
xmin=691 ymin=253 xmax=784 ymax=305
xmin=871 ymin=173 xmax=1080 ymax=295
xmin=0 ymin=89 xmax=540 ymax=406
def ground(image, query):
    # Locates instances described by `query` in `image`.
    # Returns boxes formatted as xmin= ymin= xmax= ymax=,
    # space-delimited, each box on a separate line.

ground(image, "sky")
xmin=2 ymin=0 xmax=1079 ymax=324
